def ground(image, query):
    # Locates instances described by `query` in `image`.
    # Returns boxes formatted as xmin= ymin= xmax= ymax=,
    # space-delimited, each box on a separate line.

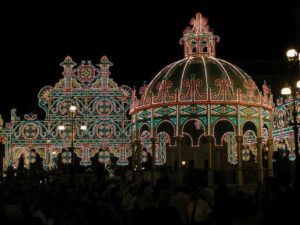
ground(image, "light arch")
xmin=182 ymin=119 xmax=206 ymax=147
xmin=156 ymin=120 xmax=175 ymax=145
xmin=214 ymin=119 xmax=235 ymax=146
xmin=242 ymin=120 xmax=258 ymax=135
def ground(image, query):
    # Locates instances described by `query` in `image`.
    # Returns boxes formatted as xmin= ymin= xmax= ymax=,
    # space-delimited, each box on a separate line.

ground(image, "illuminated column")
xmin=267 ymin=139 xmax=274 ymax=177
xmin=206 ymin=135 xmax=214 ymax=187
xmin=256 ymin=137 xmax=264 ymax=183
xmin=176 ymin=135 xmax=182 ymax=184
xmin=151 ymin=137 xmax=157 ymax=184
xmin=236 ymin=135 xmax=243 ymax=186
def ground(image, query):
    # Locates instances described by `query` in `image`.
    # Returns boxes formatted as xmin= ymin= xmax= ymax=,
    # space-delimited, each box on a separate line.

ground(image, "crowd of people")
xmin=0 ymin=168 xmax=297 ymax=225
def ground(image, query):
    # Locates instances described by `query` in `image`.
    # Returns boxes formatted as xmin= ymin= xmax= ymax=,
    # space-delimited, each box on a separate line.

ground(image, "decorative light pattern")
xmin=62 ymin=151 xmax=72 ymax=164
xmin=262 ymin=127 xmax=269 ymax=143
xmin=223 ymin=132 xmax=237 ymax=165
xmin=243 ymin=130 xmax=257 ymax=160
xmin=180 ymin=12 xmax=220 ymax=57
xmin=141 ymin=130 xmax=151 ymax=157
xmin=0 ymin=56 xmax=132 ymax=171
xmin=80 ymin=146 xmax=92 ymax=166
xmin=242 ymin=147 xmax=251 ymax=161
xmin=0 ymin=12 xmax=275 ymax=178
xmin=274 ymin=95 xmax=300 ymax=161
xmin=156 ymin=132 xmax=170 ymax=165
xmin=243 ymin=130 xmax=257 ymax=145
xmin=140 ymin=130 xmax=170 ymax=165
xmin=194 ymin=119 xmax=204 ymax=130
xmin=130 ymin=12 xmax=273 ymax=170
xmin=142 ymin=149 xmax=148 ymax=163
xmin=98 ymin=150 xmax=111 ymax=164
xmin=29 ymin=151 xmax=37 ymax=164
xmin=117 ymin=144 xmax=130 ymax=166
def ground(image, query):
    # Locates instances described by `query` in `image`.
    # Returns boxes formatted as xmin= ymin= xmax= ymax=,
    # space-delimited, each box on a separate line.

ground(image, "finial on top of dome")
xmin=180 ymin=12 xmax=220 ymax=58
xmin=190 ymin=12 xmax=208 ymax=34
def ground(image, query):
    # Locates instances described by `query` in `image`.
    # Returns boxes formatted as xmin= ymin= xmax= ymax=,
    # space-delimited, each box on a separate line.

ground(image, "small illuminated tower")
xmin=180 ymin=12 xmax=220 ymax=58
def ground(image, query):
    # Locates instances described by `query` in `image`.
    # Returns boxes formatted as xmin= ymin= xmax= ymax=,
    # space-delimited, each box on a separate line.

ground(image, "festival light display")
xmin=130 ymin=12 xmax=274 ymax=185
xmin=0 ymin=12 xmax=277 ymax=185
xmin=273 ymin=96 xmax=300 ymax=161
xmin=0 ymin=56 xmax=132 ymax=172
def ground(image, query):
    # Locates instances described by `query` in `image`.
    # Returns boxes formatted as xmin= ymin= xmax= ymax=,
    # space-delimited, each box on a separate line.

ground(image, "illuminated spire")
xmin=99 ymin=56 xmax=113 ymax=75
xmin=98 ymin=56 xmax=113 ymax=90
xmin=60 ymin=56 xmax=77 ymax=67
xmin=180 ymin=12 xmax=220 ymax=58
xmin=60 ymin=56 xmax=76 ymax=90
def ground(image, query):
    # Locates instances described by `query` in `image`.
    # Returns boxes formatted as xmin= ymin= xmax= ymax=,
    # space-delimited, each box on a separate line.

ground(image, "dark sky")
xmin=0 ymin=0 xmax=298 ymax=121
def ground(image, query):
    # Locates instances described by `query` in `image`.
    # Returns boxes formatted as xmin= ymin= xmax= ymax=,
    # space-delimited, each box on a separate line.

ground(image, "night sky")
xmin=0 ymin=0 xmax=298 ymax=121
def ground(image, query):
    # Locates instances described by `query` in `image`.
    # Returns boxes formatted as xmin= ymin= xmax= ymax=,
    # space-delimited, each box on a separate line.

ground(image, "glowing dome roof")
xmin=146 ymin=56 xmax=260 ymax=100
xmin=130 ymin=13 xmax=273 ymax=112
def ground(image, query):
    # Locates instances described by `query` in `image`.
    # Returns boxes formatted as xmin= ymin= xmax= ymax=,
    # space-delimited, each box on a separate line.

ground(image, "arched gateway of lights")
xmin=0 ymin=56 xmax=133 ymax=174
xmin=0 ymin=12 xmax=276 ymax=185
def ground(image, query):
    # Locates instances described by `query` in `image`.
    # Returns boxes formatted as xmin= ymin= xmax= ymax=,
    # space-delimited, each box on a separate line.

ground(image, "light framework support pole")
xmin=267 ymin=139 xmax=274 ymax=177
xmin=131 ymin=141 xmax=136 ymax=180
xmin=150 ymin=137 xmax=157 ymax=185
xmin=292 ymin=98 xmax=300 ymax=192
xmin=70 ymin=111 xmax=75 ymax=182
xmin=236 ymin=135 xmax=243 ymax=186
xmin=256 ymin=137 xmax=264 ymax=183
xmin=175 ymin=135 xmax=182 ymax=185
xmin=135 ymin=139 xmax=142 ymax=180
xmin=206 ymin=135 xmax=214 ymax=187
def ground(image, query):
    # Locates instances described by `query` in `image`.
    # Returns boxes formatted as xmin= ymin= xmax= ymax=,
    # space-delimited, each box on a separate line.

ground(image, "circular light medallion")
xmin=95 ymin=99 xmax=113 ymax=115
xmin=78 ymin=65 xmax=95 ymax=83
xmin=96 ymin=123 xmax=114 ymax=138
xmin=20 ymin=123 xmax=39 ymax=140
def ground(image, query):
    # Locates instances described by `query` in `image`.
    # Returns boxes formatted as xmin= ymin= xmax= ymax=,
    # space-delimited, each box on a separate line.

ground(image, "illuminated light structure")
xmin=130 ymin=12 xmax=274 ymax=186
xmin=273 ymin=49 xmax=300 ymax=182
xmin=273 ymin=96 xmax=299 ymax=161
xmin=0 ymin=56 xmax=132 ymax=174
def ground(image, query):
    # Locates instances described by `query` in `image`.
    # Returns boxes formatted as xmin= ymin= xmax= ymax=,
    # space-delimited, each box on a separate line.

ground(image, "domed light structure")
xmin=130 ymin=12 xmax=274 ymax=186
